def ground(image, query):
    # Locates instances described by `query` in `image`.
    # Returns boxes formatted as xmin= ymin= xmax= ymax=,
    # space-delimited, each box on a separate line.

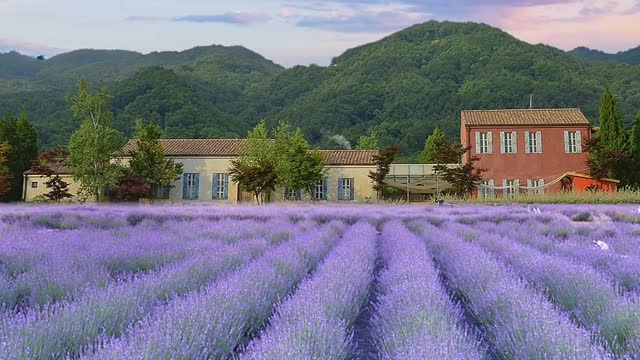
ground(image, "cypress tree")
xmin=0 ymin=111 xmax=39 ymax=201
xmin=599 ymin=87 xmax=627 ymax=151
xmin=628 ymin=112 xmax=640 ymax=185
xmin=16 ymin=111 xmax=39 ymax=198
xmin=588 ymin=87 xmax=629 ymax=182
xmin=422 ymin=128 xmax=447 ymax=163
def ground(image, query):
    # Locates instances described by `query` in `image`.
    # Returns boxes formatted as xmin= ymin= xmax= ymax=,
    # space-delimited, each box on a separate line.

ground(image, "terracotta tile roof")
xmin=461 ymin=108 xmax=590 ymax=127
xmin=122 ymin=139 xmax=246 ymax=157
xmin=24 ymin=162 xmax=72 ymax=175
xmin=316 ymin=150 xmax=378 ymax=166
xmin=122 ymin=139 xmax=378 ymax=166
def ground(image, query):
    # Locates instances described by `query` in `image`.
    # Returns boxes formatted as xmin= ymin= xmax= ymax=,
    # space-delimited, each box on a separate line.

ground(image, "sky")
xmin=0 ymin=0 xmax=639 ymax=67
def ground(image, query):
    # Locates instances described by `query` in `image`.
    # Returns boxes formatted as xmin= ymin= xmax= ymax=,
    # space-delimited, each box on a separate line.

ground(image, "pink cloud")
xmin=0 ymin=38 xmax=67 ymax=57
xmin=496 ymin=4 xmax=640 ymax=52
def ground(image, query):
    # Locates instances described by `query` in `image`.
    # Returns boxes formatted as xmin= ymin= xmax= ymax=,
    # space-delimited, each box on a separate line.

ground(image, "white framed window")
xmin=527 ymin=179 xmax=545 ymax=195
xmin=313 ymin=178 xmax=327 ymax=200
xmin=500 ymin=131 xmax=517 ymax=154
xmin=564 ymin=131 xmax=582 ymax=153
xmin=475 ymin=131 xmax=493 ymax=154
xmin=183 ymin=173 xmax=199 ymax=200
xmin=525 ymin=131 xmax=542 ymax=153
xmin=31 ymin=182 xmax=38 ymax=188
xmin=338 ymin=178 xmax=354 ymax=201
xmin=503 ymin=179 xmax=519 ymax=197
xmin=212 ymin=173 xmax=228 ymax=200
xmin=479 ymin=179 xmax=495 ymax=198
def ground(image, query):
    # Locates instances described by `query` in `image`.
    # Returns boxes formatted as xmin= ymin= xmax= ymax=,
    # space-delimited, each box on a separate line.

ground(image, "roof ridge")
xmin=315 ymin=149 xmax=378 ymax=152
xmin=157 ymin=138 xmax=244 ymax=141
xmin=462 ymin=108 xmax=580 ymax=112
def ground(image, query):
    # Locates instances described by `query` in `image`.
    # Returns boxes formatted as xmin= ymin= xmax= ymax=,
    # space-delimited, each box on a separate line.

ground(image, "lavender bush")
xmin=371 ymin=221 xmax=483 ymax=360
xmin=89 ymin=224 xmax=343 ymax=359
xmin=240 ymin=222 xmax=377 ymax=359
xmin=0 ymin=204 xmax=638 ymax=359
xmin=412 ymin=221 xmax=610 ymax=359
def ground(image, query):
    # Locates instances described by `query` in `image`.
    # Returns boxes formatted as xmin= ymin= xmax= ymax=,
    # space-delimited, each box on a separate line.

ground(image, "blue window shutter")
xmin=163 ymin=186 xmax=170 ymax=199
xmin=322 ymin=177 xmax=328 ymax=200
xmin=182 ymin=175 xmax=188 ymax=199
xmin=350 ymin=179 xmax=355 ymax=200
xmin=194 ymin=173 xmax=200 ymax=200
xmin=296 ymin=189 xmax=302 ymax=200
xmin=212 ymin=174 xmax=219 ymax=200
xmin=223 ymin=174 xmax=229 ymax=200
xmin=337 ymin=178 xmax=343 ymax=200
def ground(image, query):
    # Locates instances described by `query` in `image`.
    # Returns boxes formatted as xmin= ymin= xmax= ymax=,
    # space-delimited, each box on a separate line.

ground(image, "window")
xmin=525 ymin=131 xmax=542 ymax=153
xmin=46 ymin=182 xmax=52 ymax=188
xmin=475 ymin=131 xmax=493 ymax=154
xmin=313 ymin=178 xmax=328 ymax=200
xmin=212 ymin=173 xmax=228 ymax=200
xmin=31 ymin=182 xmax=38 ymax=188
xmin=527 ymin=179 xmax=545 ymax=195
xmin=338 ymin=178 xmax=354 ymax=201
xmin=152 ymin=185 xmax=170 ymax=199
xmin=564 ymin=131 xmax=582 ymax=153
xmin=285 ymin=188 xmax=301 ymax=201
xmin=500 ymin=131 xmax=517 ymax=154
xmin=479 ymin=179 xmax=495 ymax=198
xmin=503 ymin=179 xmax=519 ymax=197
xmin=182 ymin=173 xmax=199 ymax=200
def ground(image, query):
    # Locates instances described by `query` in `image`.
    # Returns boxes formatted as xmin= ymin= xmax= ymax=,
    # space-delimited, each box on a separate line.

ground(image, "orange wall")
xmin=462 ymin=125 xmax=591 ymax=192
xmin=572 ymin=177 xmax=617 ymax=192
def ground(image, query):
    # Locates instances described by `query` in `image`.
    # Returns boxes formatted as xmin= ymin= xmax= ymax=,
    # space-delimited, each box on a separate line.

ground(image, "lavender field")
xmin=1 ymin=204 xmax=640 ymax=359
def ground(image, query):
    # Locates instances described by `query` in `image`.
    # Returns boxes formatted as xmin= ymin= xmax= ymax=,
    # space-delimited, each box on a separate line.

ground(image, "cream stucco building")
xmin=23 ymin=139 xmax=379 ymax=204
xmin=22 ymin=172 xmax=81 ymax=202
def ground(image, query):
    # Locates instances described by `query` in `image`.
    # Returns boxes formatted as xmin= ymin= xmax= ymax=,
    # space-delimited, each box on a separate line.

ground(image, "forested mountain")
xmin=569 ymin=46 xmax=640 ymax=65
xmin=1 ymin=21 xmax=639 ymax=159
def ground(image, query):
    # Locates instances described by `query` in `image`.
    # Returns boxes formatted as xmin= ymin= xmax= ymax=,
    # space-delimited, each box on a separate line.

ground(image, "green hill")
xmin=569 ymin=46 xmax=640 ymax=65
xmin=1 ymin=21 xmax=639 ymax=159
xmin=263 ymin=22 xmax=640 ymax=155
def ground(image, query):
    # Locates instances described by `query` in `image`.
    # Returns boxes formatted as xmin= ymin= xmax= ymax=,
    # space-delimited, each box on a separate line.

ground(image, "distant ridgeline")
xmin=1 ymin=21 xmax=639 ymax=160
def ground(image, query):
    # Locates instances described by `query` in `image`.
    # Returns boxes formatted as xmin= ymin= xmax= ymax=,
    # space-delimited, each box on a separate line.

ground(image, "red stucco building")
xmin=460 ymin=108 xmax=593 ymax=196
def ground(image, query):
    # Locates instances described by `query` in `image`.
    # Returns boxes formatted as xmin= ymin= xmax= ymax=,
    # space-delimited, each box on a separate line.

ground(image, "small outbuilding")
xmin=562 ymin=172 xmax=619 ymax=193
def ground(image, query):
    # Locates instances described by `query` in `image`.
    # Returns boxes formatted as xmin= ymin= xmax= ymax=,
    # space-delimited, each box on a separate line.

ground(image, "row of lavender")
xmin=0 ymin=204 xmax=639 ymax=359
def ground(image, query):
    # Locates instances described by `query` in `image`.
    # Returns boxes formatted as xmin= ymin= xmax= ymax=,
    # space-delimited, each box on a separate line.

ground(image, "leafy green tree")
xmin=229 ymin=120 xmax=278 ymax=204
xmin=273 ymin=121 xmax=325 ymax=199
xmin=0 ymin=142 xmax=12 ymax=197
xmin=422 ymin=128 xmax=448 ymax=163
xmin=67 ymin=79 xmax=125 ymax=202
xmin=356 ymin=130 xmax=379 ymax=150
xmin=369 ymin=146 xmax=400 ymax=200
xmin=127 ymin=119 xmax=183 ymax=198
xmin=283 ymin=129 xmax=324 ymax=199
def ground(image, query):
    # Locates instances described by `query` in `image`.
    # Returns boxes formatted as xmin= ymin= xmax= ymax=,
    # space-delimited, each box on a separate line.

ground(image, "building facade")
xmin=24 ymin=139 xmax=379 ymax=203
xmin=461 ymin=108 xmax=592 ymax=196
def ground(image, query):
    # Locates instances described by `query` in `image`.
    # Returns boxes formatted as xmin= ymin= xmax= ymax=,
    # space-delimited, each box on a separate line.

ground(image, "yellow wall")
xmin=166 ymin=157 xmax=239 ymax=203
xmin=23 ymin=174 xmax=82 ymax=202
xmin=24 ymin=157 xmax=377 ymax=204
xmin=269 ymin=165 xmax=375 ymax=203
